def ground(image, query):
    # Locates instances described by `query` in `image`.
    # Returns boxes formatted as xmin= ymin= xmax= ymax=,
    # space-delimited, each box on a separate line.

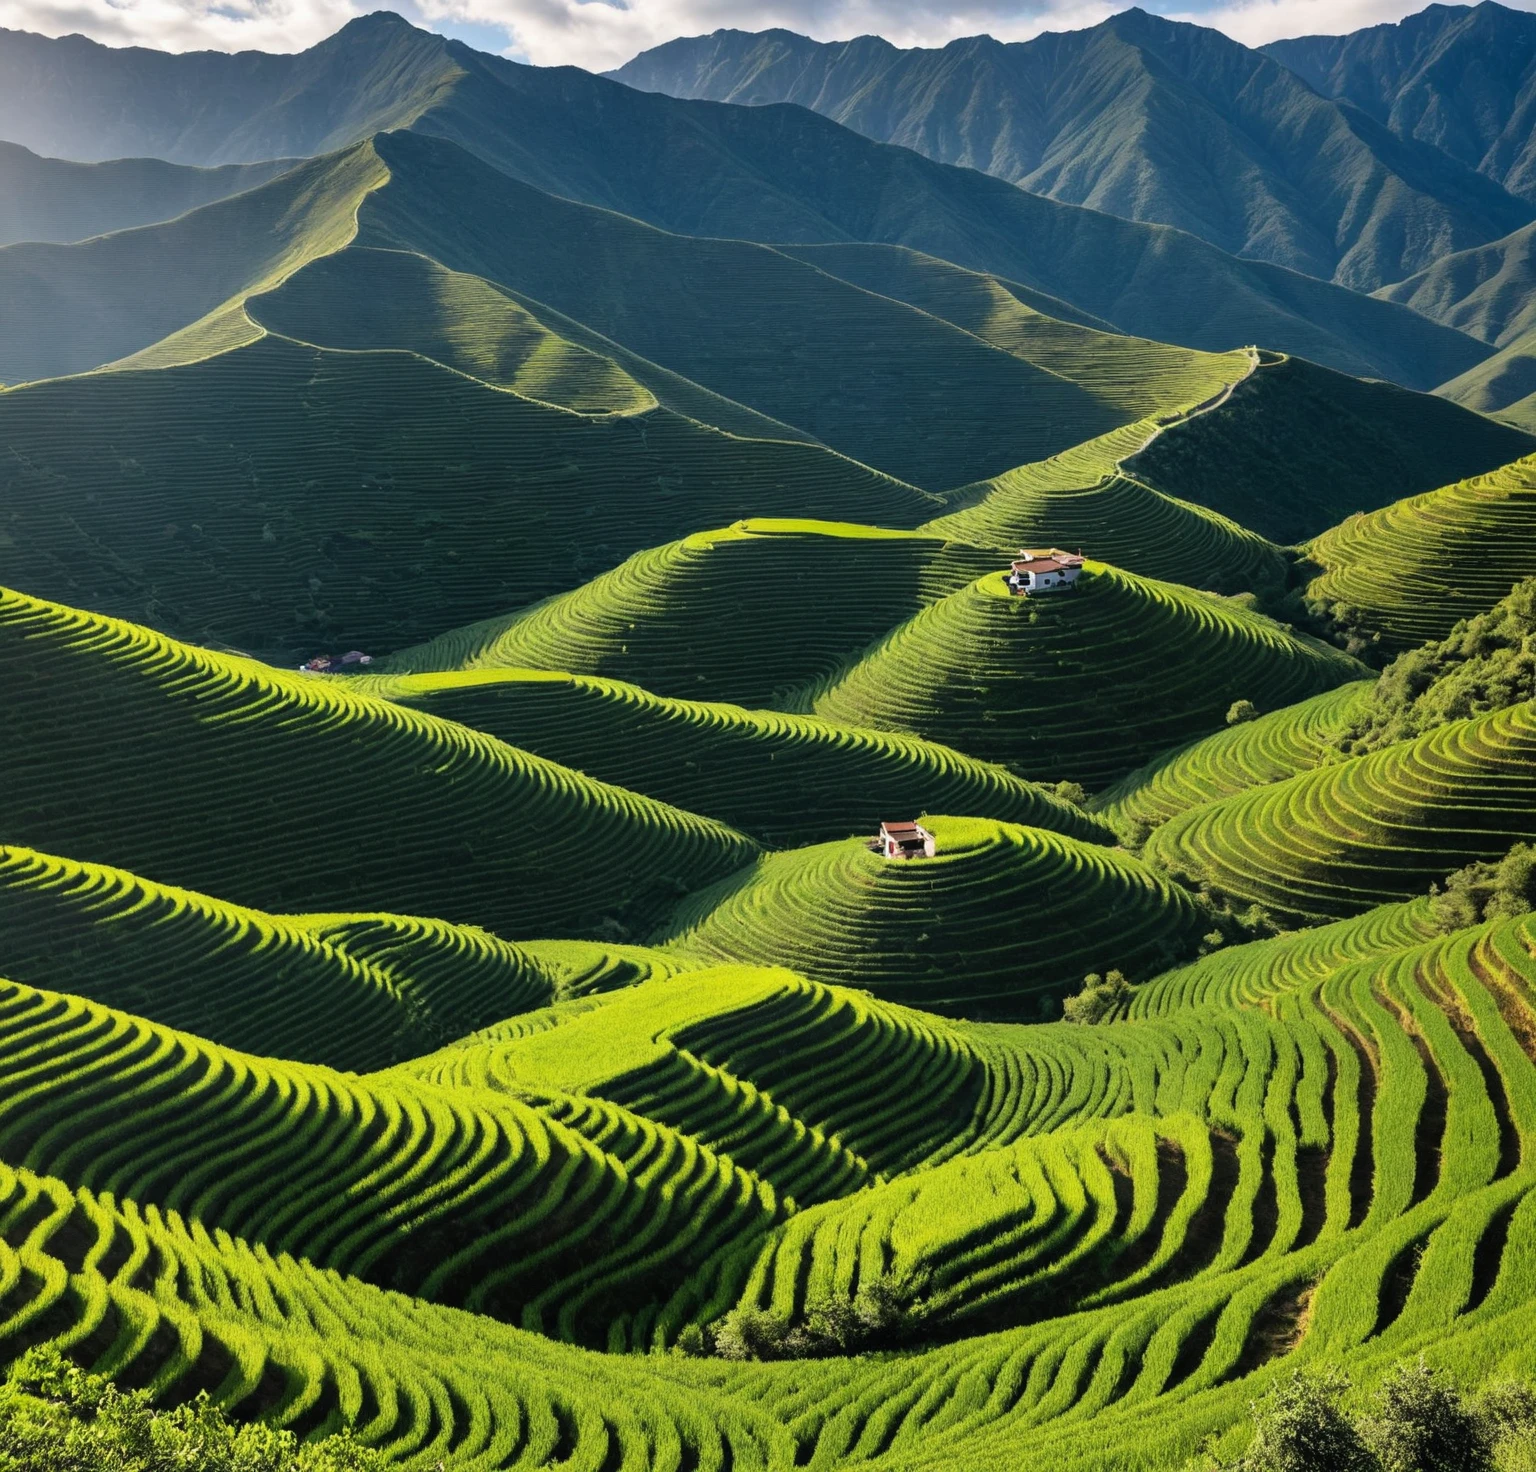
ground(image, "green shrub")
xmin=1227 ymin=699 xmax=1260 ymax=725
xmin=1363 ymin=1360 xmax=1497 ymax=1472
xmin=1226 ymin=1369 xmax=1374 ymax=1472
xmin=1063 ymin=970 xmax=1130 ymax=1024
xmin=712 ymin=1283 xmax=915 ymax=1360
xmin=1429 ymin=842 xmax=1536 ymax=934
xmin=0 ymin=1347 xmax=385 ymax=1472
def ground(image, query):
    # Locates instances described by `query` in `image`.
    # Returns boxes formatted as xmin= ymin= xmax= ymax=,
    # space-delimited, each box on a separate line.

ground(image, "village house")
xmin=875 ymin=820 xmax=937 ymax=860
xmin=1007 ymin=549 xmax=1085 ymax=595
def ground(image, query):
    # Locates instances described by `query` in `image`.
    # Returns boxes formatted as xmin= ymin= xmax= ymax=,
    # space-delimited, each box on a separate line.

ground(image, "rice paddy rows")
xmin=378 ymin=520 xmax=1003 ymax=708
xmin=1306 ymin=454 xmax=1536 ymax=652
xmin=1098 ymin=679 xmax=1377 ymax=829
xmin=924 ymin=419 xmax=1288 ymax=598
xmin=0 ymin=973 xmax=780 ymax=1349
xmin=812 ymin=566 xmax=1367 ymax=790
xmin=1144 ymin=698 xmax=1536 ymax=923
xmin=0 ymin=334 xmax=932 ymax=661
xmin=0 ymin=586 xmax=755 ymax=938
xmin=373 ymin=667 xmax=1110 ymax=848
xmin=656 ymin=816 xmax=1209 ymax=1017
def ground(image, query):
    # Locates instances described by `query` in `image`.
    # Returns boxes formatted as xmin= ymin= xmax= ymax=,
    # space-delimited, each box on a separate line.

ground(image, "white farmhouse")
xmin=1007 ymin=549 xmax=1085 ymax=595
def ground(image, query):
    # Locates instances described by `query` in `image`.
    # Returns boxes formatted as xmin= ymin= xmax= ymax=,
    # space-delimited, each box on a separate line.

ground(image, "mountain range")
xmin=611 ymin=4 xmax=1536 ymax=292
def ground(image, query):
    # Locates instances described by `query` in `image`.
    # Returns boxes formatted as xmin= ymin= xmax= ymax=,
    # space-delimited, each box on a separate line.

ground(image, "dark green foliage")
xmin=1225 ymin=1370 xmax=1374 ymax=1472
xmin=1363 ymin=1361 xmax=1497 ymax=1472
xmin=0 ymin=1347 xmax=385 ymax=1472
xmin=1062 ymin=970 xmax=1130 ymax=1024
xmin=1335 ymin=578 xmax=1536 ymax=756
xmin=1227 ymin=700 xmax=1260 ymax=726
xmin=1429 ymin=843 xmax=1536 ymax=934
xmin=712 ymin=1283 xmax=914 ymax=1360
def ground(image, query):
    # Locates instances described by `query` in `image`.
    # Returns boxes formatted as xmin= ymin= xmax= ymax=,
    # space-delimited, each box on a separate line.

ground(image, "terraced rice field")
xmin=1143 ymin=699 xmax=1536 ymax=922
xmin=0 ymin=335 xmax=932 ymax=661
xmin=374 ymin=667 xmax=1109 ymax=847
xmin=1098 ymin=679 xmax=1376 ymax=829
xmin=925 ymin=418 xmax=1289 ymax=598
xmin=0 ymin=586 xmax=756 ymax=936
xmin=656 ymin=816 xmax=1208 ymax=1015
xmin=379 ymin=521 xmax=1002 ymax=707
xmin=812 ymin=565 xmax=1367 ymax=790
xmin=1306 ymin=455 xmax=1536 ymax=652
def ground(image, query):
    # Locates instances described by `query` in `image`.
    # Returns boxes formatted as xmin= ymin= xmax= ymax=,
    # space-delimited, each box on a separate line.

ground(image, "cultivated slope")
xmin=1305 ymin=454 xmax=1536 ymax=652
xmin=374 ymin=667 xmax=1110 ymax=847
xmin=612 ymin=11 xmax=1534 ymax=289
xmin=1143 ymin=698 xmax=1536 ymax=922
xmin=657 ymin=815 xmax=1207 ymax=1015
xmin=0 ymin=336 xmax=928 ymax=661
xmin=1098 ymin=680 xmax=1377 ymax=830
xmin=380 ymin=520 xmax=1002 ymax=707
xmin=1125 ymin=353 xmax=1536 ymax=543
xmin=0 ymin=586 xmax=756 ymax=938
xmin=811 ymin=563 xmax=1368 ymax=789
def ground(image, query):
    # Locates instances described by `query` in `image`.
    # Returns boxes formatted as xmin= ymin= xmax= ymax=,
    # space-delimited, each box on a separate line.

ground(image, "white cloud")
xmin=1165 ymin=0 xmax=1486 ymax=45
xmin=0 ymin=0 xmax=361 ymax=53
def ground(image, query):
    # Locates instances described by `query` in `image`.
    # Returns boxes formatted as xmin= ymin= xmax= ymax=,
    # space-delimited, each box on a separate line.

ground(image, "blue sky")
xmin=0 ymin=0 xmax=1525 ymax=73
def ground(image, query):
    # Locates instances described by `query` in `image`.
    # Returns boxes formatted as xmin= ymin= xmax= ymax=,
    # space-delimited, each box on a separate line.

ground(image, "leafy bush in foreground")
xmin=1429 ymin=842 xmax=1536 ymax=933
xmin=0 ymin=1347 xmax=384 ymax=1472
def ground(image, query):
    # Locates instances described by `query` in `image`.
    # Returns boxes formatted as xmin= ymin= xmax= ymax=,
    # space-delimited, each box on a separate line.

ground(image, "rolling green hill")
xmin=922 ymin=414 xmax=1293 ymax=598
xmin=811 ymin=563 xmax=1367 ymax=790
xmin=372 ymin=666 xmax=1111 ymax=847
xmin=1143 ymin=697 xmax=1536 ymax=922
xmin=1125 ymin=353 xmax=1536 ymax=543
xmin=379 ymin=520 xmax=1002 ymax=707
xmin=0 ymin=142 xmax=388 ymax=385
xmin=612 ymin=11 xmax=1535 ymax=290
xmin=1305 ymin=454 xmax=1536 ymax=652
xmin=0 ymin=336 xmax=928 ymax=660
xmin=0 ymin=140 xmax=295 ymax=246
xmin=657 ymin=815 xmax=1207 ymax=1015
xmin=0 ymin=585 xmax=756 ymax=938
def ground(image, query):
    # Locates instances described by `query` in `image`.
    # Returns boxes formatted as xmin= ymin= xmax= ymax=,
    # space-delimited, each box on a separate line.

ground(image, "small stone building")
xmin=877 ymin=821 xmax=936 ymax=860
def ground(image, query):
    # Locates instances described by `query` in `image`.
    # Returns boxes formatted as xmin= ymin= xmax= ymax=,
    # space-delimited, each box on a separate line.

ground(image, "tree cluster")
xmin=1206 ymin=1360 xmax=1536 ymax=1472
xmin=703 ymin=1281 xmax=915 ymax=1360
xmin=1429 ymin=842 xmax=1536 ymax=934
xmin=0 ymin=1347 xmax=385 ymax=1472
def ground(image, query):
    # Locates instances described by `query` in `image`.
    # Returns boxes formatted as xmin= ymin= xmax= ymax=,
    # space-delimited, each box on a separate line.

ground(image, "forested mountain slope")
xmin=0 ymin=14 xmax=1495 ymax=388
xmin=611 ymin=10 xmax=1533 ymax=289
xmin=1266 ymin=2 xmax=1536 ymax=201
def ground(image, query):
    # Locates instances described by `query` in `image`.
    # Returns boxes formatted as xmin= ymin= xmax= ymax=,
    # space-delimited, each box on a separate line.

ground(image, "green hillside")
xmin=1305 ymin=454 xmax=1536 ymax=652
xmin=0 ymin=143 xmax=388 ymax=384
xmin=0 ymin=973 xmax=780 ymax=1348
xmin=1125 ymin=353 xmax=1536 ymax=543
xmin=0 ymin=585 xmax=755 ymax=937
xmin=923 ymin=415 xmax=1293 ymax=598
xmin=380 ymin=520 xmax=1000 ymax=706
xmin=0 ymin=336 xmax=928 ymax=660
xmin=657 ymin=815 xmax=1208 ymax=1015
xmin=351 ymin=133 xmax=1139 ymax=490
xmin=1143 ymin=697 xmax=1536 ymax=922
xmin=1099 ymin=680 xmax=1376 ymax=830
xmin=375 ymin=667 xmax=1110 ymax=847
xmin=811 ymin=563 xmax=1367 ymax=790
xmin=0 ymin=18 xmax=1496 ymax=389
xmin=0 ymin=140 xmax=295 ymax=245
xmin=612 ymin=11 xmax=1535 ymax=289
